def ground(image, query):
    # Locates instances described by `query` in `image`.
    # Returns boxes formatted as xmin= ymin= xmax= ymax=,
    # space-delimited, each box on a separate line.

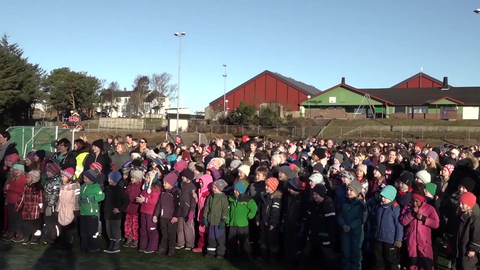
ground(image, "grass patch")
xmin=0 ymin=241 xmax=281 ymax=270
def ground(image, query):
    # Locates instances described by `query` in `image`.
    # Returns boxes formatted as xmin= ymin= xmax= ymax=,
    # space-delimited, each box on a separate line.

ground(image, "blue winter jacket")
xmin=372 ymin=201 xmax=403 ymax=244
xmin=334 ymin=184 xmax=347 ymax=212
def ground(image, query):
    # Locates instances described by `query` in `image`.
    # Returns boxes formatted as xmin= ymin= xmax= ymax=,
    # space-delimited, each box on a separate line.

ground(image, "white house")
xmin=100 ymin=90 xmax=171 ymax=118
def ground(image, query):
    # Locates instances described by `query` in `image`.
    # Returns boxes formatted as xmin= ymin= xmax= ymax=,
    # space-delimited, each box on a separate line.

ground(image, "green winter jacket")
xmin=227 ymin=194 xmax=258 ymax=227
xmin=79 ymin=182 xmax=105 ymax=216
xmin=204 ymin=192 xmax=229 ymax=225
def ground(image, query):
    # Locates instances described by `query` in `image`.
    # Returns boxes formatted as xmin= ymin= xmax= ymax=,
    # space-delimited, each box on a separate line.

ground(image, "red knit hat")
xmin=444 ymin=164 xmax=455 ymax=175
xmin=61 ymin=168 xmax=75 ymax=180
xmin=412 ymin=193 xmax=426 ymax=203
xmin=89 ymin=162 xmax=102 ymax=173
xmin=415 ymin=141 xmax=424 ymax=149
xmin=459 ymin=192 xmax=477 ymax=209
xmin=266 ymin=177 xmax=279 ymax=192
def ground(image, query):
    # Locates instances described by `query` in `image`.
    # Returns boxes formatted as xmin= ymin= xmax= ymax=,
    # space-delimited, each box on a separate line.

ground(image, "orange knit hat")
xmin=266 ymin=177 xmax=279 ymax=192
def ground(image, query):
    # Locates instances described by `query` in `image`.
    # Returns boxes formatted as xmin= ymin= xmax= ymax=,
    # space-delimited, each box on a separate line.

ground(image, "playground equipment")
xmin=6 ymin=126 xmax=77 ymax=158
xmin=61 ymin=110 xmax=84 ymax=131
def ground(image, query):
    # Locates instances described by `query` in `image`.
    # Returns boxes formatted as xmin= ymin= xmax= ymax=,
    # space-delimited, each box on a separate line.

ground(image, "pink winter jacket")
xmin=139 ymin=188 xmax=161 ymax=215
xmin=196 ymin=174 xmax=213 ymax=223
xmin=400 ymin=202 xmax=440 ymax=264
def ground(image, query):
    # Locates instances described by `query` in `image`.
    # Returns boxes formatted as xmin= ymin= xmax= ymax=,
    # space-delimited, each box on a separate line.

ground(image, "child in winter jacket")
xmin=193 ymin=173 xmax=213 ymax=253
xmin=300 ymin=184 xmax=338 ymax=270
xmin=256 ymin=177 xmax=282 ymax=262
xmin=395 ymin=172 xmax=414 ymax=208
xmin=79 ymin=169 xmax=105 ymax=252
xmin=136 ymin=170 xmax=161 ymax=254
xmin=400 ymin=192 xmax=439 ymax=270
xmin=338 ymin=181 xmax=366 ymax=270
xmin=447 ymin=192 xmax=480 ymax=270
xmin=123 ymin=168 xmax=143 ymax=248
xmin=3 ymin=164 xmax=27 ymax=242
xmin=371 ymin=185 xmax=403 ymax=270
xmin=15 ymin=170 xmax=43 ymax=244
xmin=57 ymin=167 xmax=80 ymax=250
xmin=153 ymin=172 xmax=181 ymax=257
xmin=227 ymin=179 xmax=258 ymax=258
xmin=282 ymin=178 xmax=308 ymax=268
xmin=176 ymin=169 xmax=197 ymax=251
xmin=367 ymin=164 xmax=386 ymax=200
xmin=43 ymin=162 xmax=62 ymax=245
xmin=103 ymin=171 xmax=129 ymax=254
xmin=204 ymin=179 xmax=229 ymax=259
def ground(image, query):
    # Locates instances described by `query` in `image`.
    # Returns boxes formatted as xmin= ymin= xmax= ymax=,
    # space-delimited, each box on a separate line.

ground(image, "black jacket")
xmin=154 ymin=187 xmax=181 ymax=219
xmin=256 ymin=190 xmax=282 ymax=227
xmin=247 ymin=181 xmax=266 ymax=207
xmin=306 ymin=196 xmax=337 ymax=245
xmin=50 ymin=151 xmax=77 ymax=170
xmin=0 ymin=142 xmax=18 ymax=185
xmin=103 ymin=184 xmax=129 ymax=220
xmin=179 ymin=181 xmax=197 ymax=218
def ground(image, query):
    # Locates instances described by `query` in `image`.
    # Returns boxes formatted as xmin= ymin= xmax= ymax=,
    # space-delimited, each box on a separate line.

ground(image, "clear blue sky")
xmin=1 ymin=0 xmax=479 ymax=112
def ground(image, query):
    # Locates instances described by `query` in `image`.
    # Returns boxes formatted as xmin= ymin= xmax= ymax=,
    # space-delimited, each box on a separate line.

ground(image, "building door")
xmin=440 ymin=106 xmax=455 ymax=120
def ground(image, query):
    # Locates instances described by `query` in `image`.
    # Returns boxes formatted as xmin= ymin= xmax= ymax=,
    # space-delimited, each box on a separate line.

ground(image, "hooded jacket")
xmin=196 ymin=174 xmax=213 ymax=223
xmin=256 ymin=190 xmax=282 ymax=227
xmin=372 ymin=201 xmax=403 ymax=244
xmin=154 ymin=187 xmax=181 ymax=219
xmin=204 ymin=192 xmax=229 ymax=226
xmin=125 ymin=181 xmax=143 ymax=215
xmin=179 ymin=181 xmax=197 ymax=218
xmin=43 ymin=175 xmax=62 ymax=216
xmin=79 ymin=182 xmax=105 ymax=216
xmin=400 ymin=201 xmax=439 ymax=260
xmin=306 ymin=196 xmax=337 ymax=246
xmin=227 ymin=193 xmax=257 ymax=227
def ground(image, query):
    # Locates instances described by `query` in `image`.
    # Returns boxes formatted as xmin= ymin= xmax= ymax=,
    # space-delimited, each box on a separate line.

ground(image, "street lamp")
xmin=225 ymin=100 xmax=229 ymax=113
xmin=307 ymin=95 xmax=311 ymax=118
xmin=174 ymin=32 xmax=185 ymax=135
xmin=223 ymin=65 xmax=227 ymax=112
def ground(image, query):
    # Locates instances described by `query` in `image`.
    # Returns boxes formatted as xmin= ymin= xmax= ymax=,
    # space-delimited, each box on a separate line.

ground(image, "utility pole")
xmin=223 ymin=64 xmax=227 ymax=113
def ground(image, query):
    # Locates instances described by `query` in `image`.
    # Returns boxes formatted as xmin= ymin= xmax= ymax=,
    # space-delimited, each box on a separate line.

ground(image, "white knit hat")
xmin=416 ymin=170 xmax=431 ymax=184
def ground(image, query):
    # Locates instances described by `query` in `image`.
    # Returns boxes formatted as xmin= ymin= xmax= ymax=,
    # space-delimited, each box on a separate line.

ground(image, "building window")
xmin=395 ymin=106 xmax=406 ymax=113
xmin=413 ymin=106 xmax=428 ymax=113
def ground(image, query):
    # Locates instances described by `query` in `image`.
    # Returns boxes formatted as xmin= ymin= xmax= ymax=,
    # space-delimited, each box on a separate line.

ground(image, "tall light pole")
xmin=223 ymin=64 xmax=227 ymax=113
xmin=174 ymin=32 xmax=185 ymax=135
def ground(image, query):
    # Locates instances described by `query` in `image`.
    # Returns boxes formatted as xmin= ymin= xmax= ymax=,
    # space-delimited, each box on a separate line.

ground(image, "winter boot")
xmin=166 ymin=248 xmax=176 ymax=257
xmin=155 ymin=247 xmax=167 ymax=255
xmin=29 ymin=236 xmax=40 ymax=245
xmin=123 ymin=238 xmax=133 ymax=247
xmin=21 ymin=236 xmax=31 ymax=245
xmin=12 ymin=234 xmax=25 ymax=243
xmin=3 ymin=232 xmax=14 ymax=242
xmin=103 ymin=240 xmax=115 ymax=253
xmin=130 ymin=240 xmax=138 ymax=248
xmin=192 ymin=247 xmax=203 ymax=253
xmin=110 ymin=240 xmax=121 ymax=254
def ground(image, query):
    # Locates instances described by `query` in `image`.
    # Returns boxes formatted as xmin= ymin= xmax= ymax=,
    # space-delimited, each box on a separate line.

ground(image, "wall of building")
xmin=210 ymin=73 xmax=309 ymax=112
xmin=303 ymin=86 xmax=384 ymax=107
xmin=395 ymin=76 xmax=443 ymax=88
xmin=463 ymin=107 xmax=479 ymax=120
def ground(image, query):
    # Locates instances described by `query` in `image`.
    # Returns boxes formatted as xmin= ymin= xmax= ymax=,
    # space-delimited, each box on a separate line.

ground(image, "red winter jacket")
xmin=400 ymin=202 xmax=439 ymax=262
xmin=15 ymin=184 xmax=44 ymax=220
xmin=125 ymin=182 xmax=143 ymax=215
xmin=139 ymin=188 xmax=161 ymax=215
xmin=4 ymin=175 xmax=27 ymax=204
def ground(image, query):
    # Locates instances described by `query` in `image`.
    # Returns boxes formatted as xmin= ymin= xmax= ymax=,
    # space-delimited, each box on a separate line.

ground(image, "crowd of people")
xmin=1 ymin=130 xmax=480 ymax=270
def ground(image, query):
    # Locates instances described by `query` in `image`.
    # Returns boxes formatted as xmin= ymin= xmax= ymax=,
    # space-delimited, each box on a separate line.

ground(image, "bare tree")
xmin=148 ymin=72 xmax=177 ymax=116
xmin=101 ymin=81 xmax=120 ymax=114
xmin=127 ymin=75 xmax=150 ymax=116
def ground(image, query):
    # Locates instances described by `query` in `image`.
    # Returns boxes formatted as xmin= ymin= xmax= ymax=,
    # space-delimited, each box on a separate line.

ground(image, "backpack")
xmin=57 ymin=183 xmax=77 ymax=226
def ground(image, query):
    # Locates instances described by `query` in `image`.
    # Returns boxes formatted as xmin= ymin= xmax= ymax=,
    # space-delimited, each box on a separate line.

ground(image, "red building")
xmin=390 ymin=72 xmax=446 ymax=88
xmin=208 ymin=70 xmax=320 ymax=113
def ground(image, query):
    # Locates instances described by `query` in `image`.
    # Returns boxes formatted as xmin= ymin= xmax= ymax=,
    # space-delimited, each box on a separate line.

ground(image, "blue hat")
xmin=108 ymin=171 xmax=122 ymax=184
xmin=235 ymin=179 xmax=249 ymax=195
xmin=84 ymin=169 xmax=99 ymax=184
xmin=380 ymin=185 xmax=397 ymax=201
xmin=149 ymin=171 xmax=159 ymax=183
xmin=12 ymin=164 xmax=25 ymax=172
